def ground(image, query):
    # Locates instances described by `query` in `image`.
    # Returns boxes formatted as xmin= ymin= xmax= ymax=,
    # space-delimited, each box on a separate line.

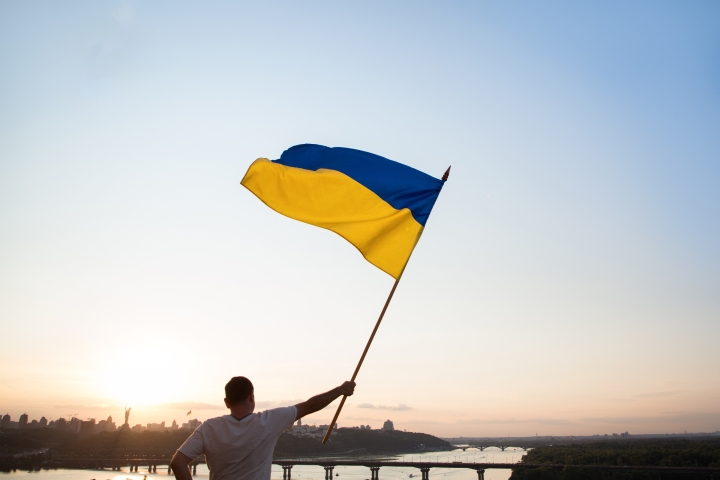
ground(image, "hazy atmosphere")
xmin=1 ymin=1 xmax=719 ymax=438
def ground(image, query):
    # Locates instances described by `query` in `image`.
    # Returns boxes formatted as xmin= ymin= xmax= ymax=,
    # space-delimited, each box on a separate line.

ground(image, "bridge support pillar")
xmin=476 ymin=469 xmax=485 ymax=480
xmin=192 ymin=464 xmax=197 ymax=475
xmin=168 ymin=466 xmax=172 ymax=475
xmin=282 ymin=465 xmax=293 ymax=480
xmin=500 ymin=447 xmax=506 ymax=452
xmin=420 ymin=467 xmax=431 ymax=480
xmin=324 ymin=466 xmax=335 ymax=480
xmin=370 ymin=467 xmax=380 ymax=480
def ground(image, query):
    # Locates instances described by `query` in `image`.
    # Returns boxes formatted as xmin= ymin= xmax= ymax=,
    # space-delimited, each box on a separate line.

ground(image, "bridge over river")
xmin=48 ymin=457 xmax=720 ymax=479
xmin=451 ymin=445 xmax=533 ymax=452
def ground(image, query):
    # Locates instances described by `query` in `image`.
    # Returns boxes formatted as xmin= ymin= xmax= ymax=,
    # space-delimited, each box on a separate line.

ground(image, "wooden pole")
xmin=321 ymin=165 xmax=450 ymax=444
xmin=321 ymin=274 xmax=403 ymax=444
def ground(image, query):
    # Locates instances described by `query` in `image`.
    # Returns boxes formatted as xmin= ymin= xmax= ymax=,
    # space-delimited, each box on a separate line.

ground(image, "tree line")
xmin=0 ymin=427 xmax=452 ymax=471
xmin=511 ymin=438 xmax=720 ymax=480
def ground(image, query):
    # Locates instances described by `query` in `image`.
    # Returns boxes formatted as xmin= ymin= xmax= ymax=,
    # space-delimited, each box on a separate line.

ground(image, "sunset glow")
xmin=1 ymin=1 xmax=718 ymax=437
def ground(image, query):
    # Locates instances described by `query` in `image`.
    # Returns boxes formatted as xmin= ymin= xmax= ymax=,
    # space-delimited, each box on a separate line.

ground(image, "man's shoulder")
xmin=259 ymin=406 xmax=296 ymax=416
xmin=196 ymin=415 xmax=231 ymax=429
xmin=255 ymin=406 xmax=297 ymax=427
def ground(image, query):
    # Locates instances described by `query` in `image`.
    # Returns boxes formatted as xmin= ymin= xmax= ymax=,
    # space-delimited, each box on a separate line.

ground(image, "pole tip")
xmin=442 ymin=166 xmax=451 ymax=182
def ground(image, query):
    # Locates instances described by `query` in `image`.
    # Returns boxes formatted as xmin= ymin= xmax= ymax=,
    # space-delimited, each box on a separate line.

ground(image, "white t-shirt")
xmin=178 ymin=406 xmax=297 ymax=480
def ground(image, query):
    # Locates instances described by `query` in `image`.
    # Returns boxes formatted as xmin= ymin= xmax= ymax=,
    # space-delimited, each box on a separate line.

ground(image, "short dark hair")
xmin=225 ymin=376 xmax=254 ymax=406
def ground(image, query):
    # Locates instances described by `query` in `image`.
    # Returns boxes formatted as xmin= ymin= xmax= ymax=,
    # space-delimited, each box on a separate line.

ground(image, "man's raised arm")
xmin=294 ymin=381 xmax=355 ymax=420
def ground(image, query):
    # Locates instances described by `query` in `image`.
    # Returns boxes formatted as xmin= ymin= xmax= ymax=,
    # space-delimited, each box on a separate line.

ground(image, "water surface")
xmin=2 ymin=448 xmax=526 ymax=480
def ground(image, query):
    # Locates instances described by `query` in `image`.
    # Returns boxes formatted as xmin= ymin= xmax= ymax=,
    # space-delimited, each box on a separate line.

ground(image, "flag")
xmin=187 ymin=410 xmax=191 ymax=416
xmin=241 ymin=144 xmax=445 ymax=279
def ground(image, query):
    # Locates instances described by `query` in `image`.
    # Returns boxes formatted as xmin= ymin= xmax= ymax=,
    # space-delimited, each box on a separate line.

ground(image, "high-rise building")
xmin=147 ymin=421 xmax=166 ymax=432
xmin=79 ymin=419 xmax=96 ymax=437
xmin=382 ymin=420 xmax=394 ymax=432
xmin=1 ymin=414 xmax=10 ymax=428
xmin=96 ymin=415 xmax=117 ymax=433
xmin=182 ymin=419 xmax=202 ymax=430
xmin=39 ymin=417 xmax=48 ymax=428
xmin=18 ymin=413 xmax=29 ymax=429
xmin=68 ymin=417 xmax=81 ymax=433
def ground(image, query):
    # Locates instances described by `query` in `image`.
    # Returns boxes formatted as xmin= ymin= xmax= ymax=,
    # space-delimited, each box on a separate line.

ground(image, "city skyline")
xmin=2 ymin=407 xmax=719 ymax=439
xmin=1 ymin=1 xmax=719 ymax=438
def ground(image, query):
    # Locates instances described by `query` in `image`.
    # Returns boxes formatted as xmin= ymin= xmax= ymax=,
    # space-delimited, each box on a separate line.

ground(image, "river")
xmin=1 ymin=448 xmax=525 ymax=480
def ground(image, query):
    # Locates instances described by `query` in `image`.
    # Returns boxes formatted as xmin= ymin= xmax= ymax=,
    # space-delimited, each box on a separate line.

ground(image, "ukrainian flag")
xmin=241 ymin=144 xmax=445 ymax=279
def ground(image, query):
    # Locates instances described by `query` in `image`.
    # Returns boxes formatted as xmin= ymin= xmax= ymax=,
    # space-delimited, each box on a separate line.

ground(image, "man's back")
xmin=178 ymin=407 xmax=297 ymax=480
xmin=170 ymin=378 xmax=354 ymax=480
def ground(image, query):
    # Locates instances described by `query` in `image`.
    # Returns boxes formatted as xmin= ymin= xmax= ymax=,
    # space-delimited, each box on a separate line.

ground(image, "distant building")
xmin=29 ymin=420 xmax=39 ymax=428
xmin=132 ymin=424 xmax=146 ymax=432
xmin=289 ymin=423 xmax=315 ymax=437
xmin=383 ymin=420 xmax=394 ymax=432
xmin=348 ymin=424 xmax=380 ymax=430
xmin=39 ymin=417 xmax=48 ymax=428
xmin=19 ymin=413 xmax=29 ymax=429
xmin=96 ymin=416 xmax=116 ymax=433
xmin=147 ymin=421 xmax=166 ymax=432
xmin=288 ymin=423 xmax=337 ymax=438
xmin=1 ymin=414 xmax=10 ymax=428
xmin=182 ymin=419 xmax=202 ymax=430
xmin=79 ymin=419 xmax=96 ymax=437
xmin=68 ymin=417 xmax=81 ymax=433
xmin=169 ymin=420 xmax=178 ymax=431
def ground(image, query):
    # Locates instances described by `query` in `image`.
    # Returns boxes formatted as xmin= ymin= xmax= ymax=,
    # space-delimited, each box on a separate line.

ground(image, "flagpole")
xmin=321 ymin=166 xmax=450 ymax=445
xmin=321 ymin=274 xmax=403 ymax=444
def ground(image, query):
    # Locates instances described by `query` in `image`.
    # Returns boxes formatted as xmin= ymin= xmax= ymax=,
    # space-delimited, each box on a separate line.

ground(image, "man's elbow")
xmin=295 ymin=402 xmax=310 ymax=421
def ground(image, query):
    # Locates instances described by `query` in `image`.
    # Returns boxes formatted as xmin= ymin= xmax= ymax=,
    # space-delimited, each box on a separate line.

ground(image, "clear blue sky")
xmin=1 ymin=1 xmax=719 ymax=436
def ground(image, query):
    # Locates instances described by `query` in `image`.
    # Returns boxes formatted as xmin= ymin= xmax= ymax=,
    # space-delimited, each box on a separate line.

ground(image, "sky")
xmin=1 ymin=1 xmax=719 ymax=438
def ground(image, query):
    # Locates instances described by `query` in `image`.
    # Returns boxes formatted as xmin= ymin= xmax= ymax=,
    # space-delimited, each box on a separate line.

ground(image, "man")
xmin=170 ymin=377 xmax=355 ymax=480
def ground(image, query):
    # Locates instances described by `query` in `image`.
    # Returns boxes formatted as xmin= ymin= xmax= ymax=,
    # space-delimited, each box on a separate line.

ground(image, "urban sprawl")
xmin=0 ymin=413 xmax=396 ymax=440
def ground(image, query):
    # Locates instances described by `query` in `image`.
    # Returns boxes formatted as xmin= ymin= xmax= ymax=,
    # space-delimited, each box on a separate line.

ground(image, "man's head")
xmin=224 ymin=376 xmax=255 ymax=412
